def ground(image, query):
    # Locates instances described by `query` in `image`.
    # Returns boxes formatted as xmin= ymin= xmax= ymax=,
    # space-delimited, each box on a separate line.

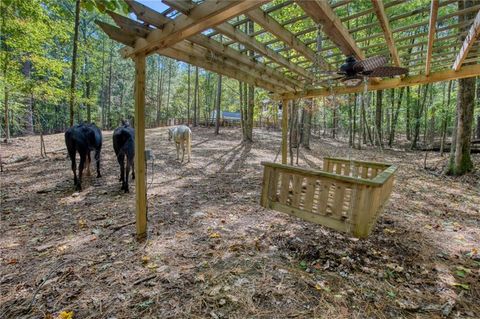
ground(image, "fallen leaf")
xmin=78 ymin=219 xmax=86 ymax=229
xmin=209 ymin=232 xmax=221 ymax=239
xmin=451 ymin=282 xmax=470 ymax=290
xmin=7 ymin=258 xmax=18 ymax=265
xmin=57 ymin=310 xmax=74 ymax=319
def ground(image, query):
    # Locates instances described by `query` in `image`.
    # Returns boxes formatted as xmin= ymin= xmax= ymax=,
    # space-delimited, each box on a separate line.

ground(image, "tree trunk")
xmin=448 ymin=77 xmax=476 ymax=175
xmin=69 ymin=0 xmax=81 ymax=127
xmin=22 ymin=60 xmax=34 ymax=134
xmin=476 ymin=115 xmax=480 ymax=139
xmin=362 ymin=95 xmax=373 ymax=145
xmin=411 ymin=85 xmax=429 ymax=149
xmin=166 ymin=60 xmax=172 ymax=122
xmin=215 ymin=74 xmax=222 ymax=134
xmin=193 ymin=66 xmax=199 ymax=127
xmin=244 ymin=20 xmax=255 ymax=142
xmin=440 ymin=81 xmax=452 ymax=156
xmin=187 ymin=64 xmax=191 ymax=125
xmin=3 ymin=90 xmax=9 ymax=141
xmin=352 ymin=94 xmax=357 ymax=148
xmin=239 ymin=81 xmax=246 ymax=137
xmin=107 ymin=40 xmax=113 ymax=129
xmin=348 ymin=95 xmax=353 ymax=146
xmin=156 ymin=57 xmax=165 ymax=126
xmin=302 ymin=99 xmax=312 ymax=149
xmin=406 ymin=87 xmax=411 ymax=140
xmin=375 ymin=90 xmax=383 ymax=147
xmin=388 ymin=87 xmax=405 ymax=147
xmin=100 ymin=37 xmax=106 ymax=128
xmin=332 ymin=106 xmax=337 ymax=139
xmin=86 ymin=75 xmax=91 ymax=123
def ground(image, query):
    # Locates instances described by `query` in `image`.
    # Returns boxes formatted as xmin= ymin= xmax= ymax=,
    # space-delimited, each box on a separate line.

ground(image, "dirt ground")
xmin=1 ymin=127 xmax=479 ymax=319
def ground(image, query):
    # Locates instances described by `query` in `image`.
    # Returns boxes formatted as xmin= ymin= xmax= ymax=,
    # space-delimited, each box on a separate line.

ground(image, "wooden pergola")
xmin=96 ymin=0 xmax=480 ymax=238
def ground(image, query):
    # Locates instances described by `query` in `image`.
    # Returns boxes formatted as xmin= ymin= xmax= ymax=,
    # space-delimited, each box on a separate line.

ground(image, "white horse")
xmin=168 ymin=125 xmax=192 ymax=162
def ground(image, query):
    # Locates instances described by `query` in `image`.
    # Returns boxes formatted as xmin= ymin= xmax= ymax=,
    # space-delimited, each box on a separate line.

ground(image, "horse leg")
xmin=176 ymin=143 xmax=180 ymax=160
xmin=86 ymin=152 xmax=91 ymax=176
xmin=69 ymin=149 xmax=78 ymax=188
xmin=181 ymin=142 xmax=185 ymax=163
xmin=125 ymin=155 xmax=132 ymax=193
xmin=131 ymin=161 xmax=135 ymax=180
xmin=95 ymin=149 xmax=101 ymax=178
xmin=77 ymin=151 xmax=86 ymax=191
xmin=188 ymin=135 xmax=191 ymax=162
xmin=118 ymin=153 xmax=125 ymax=190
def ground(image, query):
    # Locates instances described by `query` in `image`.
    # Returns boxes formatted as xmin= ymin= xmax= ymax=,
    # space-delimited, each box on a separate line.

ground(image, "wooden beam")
xmin=122 ymin=0 xmax=267 ymax=57
xmin=95 ymin=20 xmax=136 ymax=46
xmin=163 ymin=0 xmax=315 ymax=81
xmin=134 ymin=53 xmax=147 ymax=239
xmin=124 ymin=2 xmax=302 ymax=89
xmin=108 ymin=11 xmax=295 ymax=91
xmin=281 ymin=99 xmax=289 ymax=164
xmin=453 ymin=9 xmax=480 ymax=71
xmin=245 ymin=9 xmax=330 ymax=69
xmin=296 ymin=0 xmax=364 ymax=60
xmin=371 ymin=0 xmax=401 ymax=67
xmin=278 ymin=64 xmax=480 ymax=99
xmin=425 ymin=0 xmax=440 ymax=75
xmin=169 ymin=41 xmax=293 ymax=92
xmin=96 ymin=20 xmax=283 ymax=92
xmin=159 ymin=45 xmax=282 ymax=92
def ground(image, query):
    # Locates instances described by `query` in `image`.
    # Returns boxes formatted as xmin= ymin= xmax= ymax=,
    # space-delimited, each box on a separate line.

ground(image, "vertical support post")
xmin=281 ymin=99 xmax=289 ymax=164
xmin=134 ymin=53 xmax=147 ymax=239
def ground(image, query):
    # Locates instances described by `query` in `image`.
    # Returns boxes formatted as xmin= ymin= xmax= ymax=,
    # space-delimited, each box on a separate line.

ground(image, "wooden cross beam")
xmin=95 ymin=21 xmax=283 ymax=92
xmin=121 ymin=0 xmax=268 ymax=58
xmin=277 ymin=63 xmax=480 ymax=99
xmin=452 ymin=9 xmax=480 ymax=71
xmin=371 ymin=0 xmax=401 ymax=67
xmin=425 ymin=0 xmax=440 ymax=76
xmin=162 ymin=0 xmax=315 ymax=81
xmin=296 ymin=0 xmax=364 ymax=60
xmin=107 ymin=11 xmax=297 ymax=92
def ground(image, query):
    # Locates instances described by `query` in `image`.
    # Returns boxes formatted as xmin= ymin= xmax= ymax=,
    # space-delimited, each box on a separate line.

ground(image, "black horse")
xmin=65 ymin=123 xmax=102 ymax=191
xmin=113 ymin=120 xmax=135 ymax=192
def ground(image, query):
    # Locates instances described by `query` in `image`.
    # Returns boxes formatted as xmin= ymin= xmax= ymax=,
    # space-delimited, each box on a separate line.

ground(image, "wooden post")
xmin=281 ymin=99 xmax=289 ymax=164
xmin=134 ymin=53 xmax=147 ymax=239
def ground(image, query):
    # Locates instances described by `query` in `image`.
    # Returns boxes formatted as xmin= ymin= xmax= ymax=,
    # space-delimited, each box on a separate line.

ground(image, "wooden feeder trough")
xmin=260 ymin=157 xmax=397 ymax=238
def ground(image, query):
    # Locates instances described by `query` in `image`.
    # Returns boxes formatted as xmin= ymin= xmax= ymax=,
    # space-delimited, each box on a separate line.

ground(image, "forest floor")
xmin=1 ymin=127 xmax=479 ymax=319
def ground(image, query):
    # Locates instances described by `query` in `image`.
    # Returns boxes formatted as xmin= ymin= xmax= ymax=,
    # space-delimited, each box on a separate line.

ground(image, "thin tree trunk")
xmin=375 ymin=90 xmax=383 ymax=147
xmin=215 ymin=74 xmax=222 ymax=134
xmin=348 ymin=95 xmax=353 ymax=146
xmin=107 ymin=41 xmax=113 ymax=129
xmin=302 ymin=99 xmax=312 ymax=149
xmin=3 ymin=90 xmax=9 ymax=141
xmin=362 ymin=95 xmax=373 ymax=145
xmin=353 ymin=93 xmax=357 ymax=148
xmin=69 ymin=0 xmax=81 ymax=127
xmin=411 ymin=85 xmax=429 ymax=149
xmin=388 ymin=87 xmax=405 ymax=147
xmin=448 ymin=76 xmax=475 ymax=175
xmin=187 ymin=64 xmax=191 ymax=125
xmin=239 ymin=81 xmax=246 ymax=137
xmin=406 ymin=87 xmax=411 ymax=140
xmin=440 ymin=81 xmax=452 ymax=156
xmin=166 ymin=60 xmax=172 ymax=122
xmin=193 ymin=66 xmax=199 ymax=127
xmin=244 ymin=20 xmax=255 ymax=142
xmin=100 ymin=36 xmax=106 ymax=128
